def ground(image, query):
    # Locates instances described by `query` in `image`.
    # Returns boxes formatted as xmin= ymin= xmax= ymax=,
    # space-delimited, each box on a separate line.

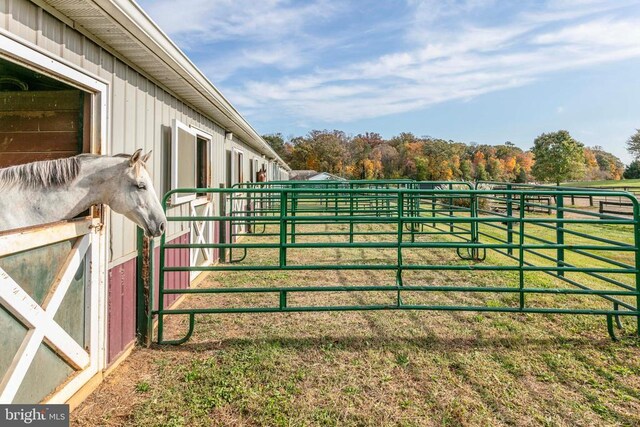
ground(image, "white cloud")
xmin=533 ymin=19 xmax=640 ymax=46
xmin=140 ymin=0 xmax=640 ymax=125
xmin=139 ymin=0 xmax=346 ymax=82
xmin=141 ymin=0 xmax=340 ymax=45
xmin=200 ymin=43 xmax=308 ymax=82
xmin=223 ymin=2 xmax=640 ymax=123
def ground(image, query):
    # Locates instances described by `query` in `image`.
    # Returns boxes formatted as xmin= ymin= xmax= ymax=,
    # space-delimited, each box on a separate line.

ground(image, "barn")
xmin=0 ymin=0 xmax=290 ymax=405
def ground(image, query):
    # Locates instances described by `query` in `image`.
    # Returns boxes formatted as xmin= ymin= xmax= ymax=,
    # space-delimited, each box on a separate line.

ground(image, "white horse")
xmin=0 ymin=149 xmax=167 ymax=237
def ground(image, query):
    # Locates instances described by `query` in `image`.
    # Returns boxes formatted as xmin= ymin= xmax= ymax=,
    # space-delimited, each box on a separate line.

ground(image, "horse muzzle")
xmin=142 ymin=217 xmax=166 ymax=237
xmin=149 ymin=220 xmax=166 ymax=237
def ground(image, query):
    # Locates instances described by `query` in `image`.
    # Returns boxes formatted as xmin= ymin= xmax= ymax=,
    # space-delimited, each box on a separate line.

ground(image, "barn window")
xmin=171 ymin=119 xmax=196 ymax=205
xmin=196 ymin=135 xmax=211 ymax=197
xmin=171 ymin=120 xmax=211 ymax=204
xmin=0 ymin=57 xmax=90 ymax=168
xmin=232 ymin=148 xmax=244 ymax=185
xmin=237 ymin=151 xmax=244 ymax=183
xmin=225 ymin=149 xmax=232 ymax=188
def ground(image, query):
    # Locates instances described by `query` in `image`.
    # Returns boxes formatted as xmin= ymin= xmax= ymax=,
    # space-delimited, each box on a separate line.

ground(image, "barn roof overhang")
xmin=41 ymin=0 xmax=291 ymax=171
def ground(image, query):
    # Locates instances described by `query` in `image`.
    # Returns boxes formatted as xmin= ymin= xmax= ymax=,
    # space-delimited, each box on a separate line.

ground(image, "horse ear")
xmin=130 ymin=148 xmax=143 ymax=166
xmin=142 ymin=150 xmax=152 ymax=164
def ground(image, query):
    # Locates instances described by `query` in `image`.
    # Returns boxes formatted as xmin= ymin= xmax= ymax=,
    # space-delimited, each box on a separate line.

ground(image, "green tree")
xmin=624 ymin=160 xmax=640 ymax=179
xmin=626 ymin=129 xmax=640 ymax=160
xmin=486 ymin=157 xmax=503 ymax=181
xmin=475 ymin=163 xmax=488 ymax=181
xmin=290 ymin=130 xmax=348 ymax=175
xmin=531 ymin=130 xmax=585 ymax=185
xmin=460 ymin=159 xmax=473 ymax=181
xmin=515 ymin=168 xmax=528 ymax=183
xmin=415 ymin=157 xmax=429 ymax=181
xmin=590 ymin=147 xmax=624 ymax=180
xmin=263 ymin=133 xmax=286 ymax=156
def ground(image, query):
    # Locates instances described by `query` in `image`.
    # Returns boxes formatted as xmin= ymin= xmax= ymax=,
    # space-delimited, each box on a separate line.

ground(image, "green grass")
xmin=72 ymin=209 xmax=640 ymax=427
xmin=562 ymin=179 xmax=640 ymax=188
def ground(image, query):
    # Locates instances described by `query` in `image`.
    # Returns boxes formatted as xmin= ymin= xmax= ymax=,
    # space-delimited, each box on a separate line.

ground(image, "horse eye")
xmin=137 ymin=183 xmax=146 ymax=190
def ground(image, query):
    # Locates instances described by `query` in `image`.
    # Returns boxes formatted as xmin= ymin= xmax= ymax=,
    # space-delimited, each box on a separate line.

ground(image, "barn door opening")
xmin=0 ymin=34 xmax=108 ymax=406
xmin=0 ymin=57 xmax=90 ymax=168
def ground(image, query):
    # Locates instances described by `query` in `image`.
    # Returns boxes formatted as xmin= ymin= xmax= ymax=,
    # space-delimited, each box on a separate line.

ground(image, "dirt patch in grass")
xmin=72 ymin=221 xmax=640 ymax=427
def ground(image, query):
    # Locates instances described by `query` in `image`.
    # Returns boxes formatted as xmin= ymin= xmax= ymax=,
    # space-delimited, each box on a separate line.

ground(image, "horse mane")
xmin=0 ymin=156 xmax=83 ymax=190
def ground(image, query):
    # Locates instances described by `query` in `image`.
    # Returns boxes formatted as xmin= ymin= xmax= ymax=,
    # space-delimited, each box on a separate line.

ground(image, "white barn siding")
xmin=2 ymin=0 xmax=288 ymax=265
xmin=0 ymin=0 xmax=290 ymax=403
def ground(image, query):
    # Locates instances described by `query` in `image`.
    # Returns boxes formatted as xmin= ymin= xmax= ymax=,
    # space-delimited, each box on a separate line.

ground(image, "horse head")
xmin=257 ymin=165 xmax=267 ymax=182
xmin=108 ymin=149 xmax=167 ymax=237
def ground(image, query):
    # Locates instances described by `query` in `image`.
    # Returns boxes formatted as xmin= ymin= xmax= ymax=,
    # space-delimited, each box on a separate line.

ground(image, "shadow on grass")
xmin=149 ymin=333 xmax=622 ymax=354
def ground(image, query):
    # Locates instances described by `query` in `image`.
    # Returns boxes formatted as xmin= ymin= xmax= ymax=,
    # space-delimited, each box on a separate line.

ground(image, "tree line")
xmin=264 ymin=129 xmax=628 ymax=183
xmin=624 ymin=129 xmax=640 ymax=179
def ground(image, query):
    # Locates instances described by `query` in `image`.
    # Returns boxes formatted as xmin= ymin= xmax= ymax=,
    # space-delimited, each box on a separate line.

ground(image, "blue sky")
xmin=138 ymin=0 xmax=640 ymax=163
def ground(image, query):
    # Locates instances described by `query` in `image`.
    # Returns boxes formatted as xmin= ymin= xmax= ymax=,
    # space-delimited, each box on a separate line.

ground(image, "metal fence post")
xmin=556 ymin=194 xmax=565 ymax=277
xmin=396 ymin=191 xmax=404 ymax=290
xmin=156 ymin=194 xmax=169 ymax=344
xmin=448 ymin=183 xmax=454 ymax=233
xmin=634 ymin=199 xmax=640 ymax=337
xmin=219 ymin=184 xmax=227 ymax=263
xmin=349 ymin=187 xmax=354 ymax=243
xmin=291 ymin=191 xmax=297 ymax=244
xmin=506 ymin=184 xmax=513 ymax=255
xmin=519 ymin=194 xmax=525 ymax=310
xmin=279 ymin=191 xmax=288 ymax=267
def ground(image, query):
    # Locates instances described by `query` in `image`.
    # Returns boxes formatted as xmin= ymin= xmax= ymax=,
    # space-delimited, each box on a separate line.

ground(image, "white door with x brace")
xmin=190 ymin=198 xmax=214 ymax=281
xmin=0 ymin=219 xmax=101 ymax=404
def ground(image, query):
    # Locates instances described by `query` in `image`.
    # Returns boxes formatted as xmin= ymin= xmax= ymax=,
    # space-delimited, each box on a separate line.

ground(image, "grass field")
xmin=72 ymin=213 xmax=640 ymax=427
xmin=562 ymin=179 xmax=640 ymax=188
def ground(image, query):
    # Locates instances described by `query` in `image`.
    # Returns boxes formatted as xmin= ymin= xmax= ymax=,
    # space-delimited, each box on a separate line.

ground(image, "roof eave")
xmin=70 ymin=0 xmax=289 ymax=170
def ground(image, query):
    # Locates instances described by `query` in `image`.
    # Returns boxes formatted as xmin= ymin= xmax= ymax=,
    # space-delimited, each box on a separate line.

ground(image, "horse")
xmin=256 ymin=165 xmax=267 ymax=183
xmin=0 ymin=149 xmax=167 ymax=237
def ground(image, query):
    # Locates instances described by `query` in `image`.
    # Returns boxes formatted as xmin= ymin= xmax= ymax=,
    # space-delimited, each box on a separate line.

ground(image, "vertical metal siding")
xmin=106 ymin=232 xmax=189 ymax=363
xmin=40 ymin=9 xmax=63 ymax=55
xmin=107 ymin=259 xmax=136 ymax=364
xmin=0 ymin=2 xmax=6 ymax=28
xmin=110 ymin=59 xmax=128 ymax=261
xmin=154 ymin=233 xmax=190 ymax=310
xmin=3 ymin=0 xmax=289 ymax=376
xmin=3 ymin=0 xmax=240 ymax=263
xmin=8 ymin=0 xmax=38 ymax=44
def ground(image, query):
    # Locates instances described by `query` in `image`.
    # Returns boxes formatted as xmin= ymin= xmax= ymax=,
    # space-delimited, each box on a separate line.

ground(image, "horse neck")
xmin=28 ymin=157 xmax=124 ymax=221
xmin=72 ymin=156 xmax=129 ymax=209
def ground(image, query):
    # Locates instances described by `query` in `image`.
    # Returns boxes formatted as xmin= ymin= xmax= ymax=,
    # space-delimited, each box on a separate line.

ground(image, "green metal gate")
xmin=144 ymin=182 xmax=640 ymax=344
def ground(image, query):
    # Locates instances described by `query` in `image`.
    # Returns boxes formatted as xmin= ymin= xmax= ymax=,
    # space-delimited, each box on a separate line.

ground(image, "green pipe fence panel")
xmin=144 ymin=182 xmax=640 ymax=344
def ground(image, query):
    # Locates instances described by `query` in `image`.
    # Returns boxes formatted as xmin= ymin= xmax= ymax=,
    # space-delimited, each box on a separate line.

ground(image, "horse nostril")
xmin=159 ymin=222 xmax=166 ymax=233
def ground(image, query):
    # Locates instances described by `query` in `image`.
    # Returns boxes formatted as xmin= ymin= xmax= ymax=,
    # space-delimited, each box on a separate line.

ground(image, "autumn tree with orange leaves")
xmin=264 ymin=130 xmax=623 ymax=184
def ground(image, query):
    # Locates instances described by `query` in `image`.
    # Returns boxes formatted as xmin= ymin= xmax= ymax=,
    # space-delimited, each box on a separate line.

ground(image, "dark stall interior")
xmin=0 ymin=57 xmax=89 ymax=168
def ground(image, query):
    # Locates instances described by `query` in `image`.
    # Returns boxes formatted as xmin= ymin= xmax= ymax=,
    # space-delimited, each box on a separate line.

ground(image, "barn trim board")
xmin=1 ymin=0 xmax=290 ymax=407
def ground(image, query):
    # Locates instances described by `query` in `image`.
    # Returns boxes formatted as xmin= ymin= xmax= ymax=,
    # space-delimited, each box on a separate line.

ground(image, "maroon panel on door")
xmin=152 ymin=232 xmax=190 ymax=311
xmin=107 ymin=232 xmax=196 ymax=365
xmin=107 ymin=258 xmax=136 ymax=364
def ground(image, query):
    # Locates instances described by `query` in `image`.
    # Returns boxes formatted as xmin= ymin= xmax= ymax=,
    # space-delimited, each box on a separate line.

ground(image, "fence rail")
xmin=143 ymin=183 xmax=640 ymax=344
